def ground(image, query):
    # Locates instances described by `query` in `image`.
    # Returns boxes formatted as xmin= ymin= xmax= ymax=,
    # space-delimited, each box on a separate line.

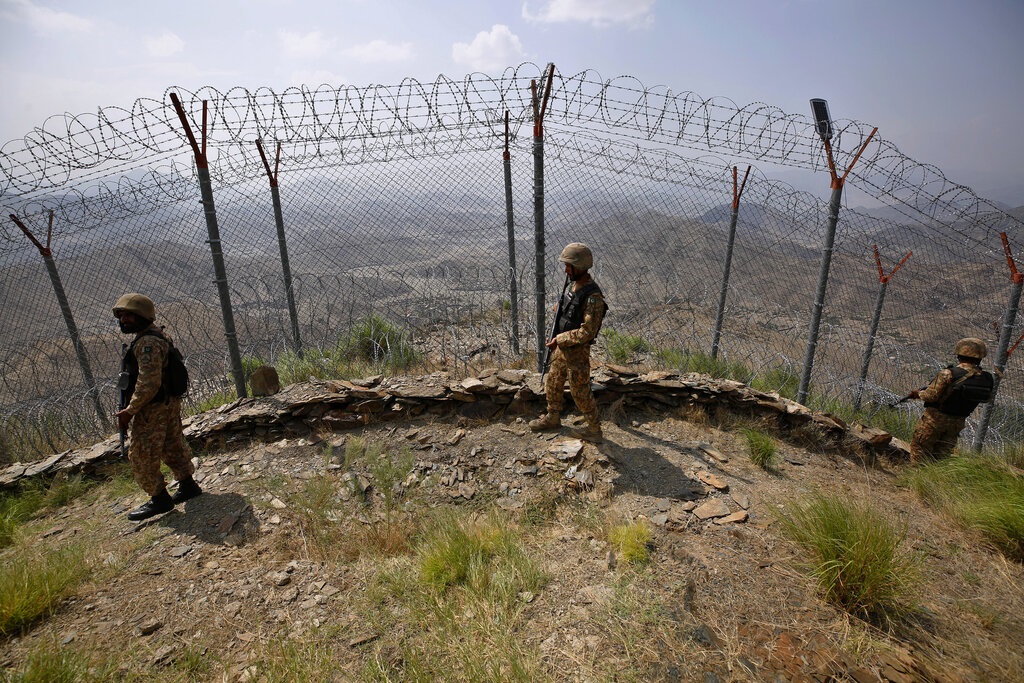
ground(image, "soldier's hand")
xmin=115 ymin=409 xmax=132 ymax=432
xmin=545 ymin=338 xmax=557 ymax=349
xmin=908 ymin=389 xmax=920 ymax=400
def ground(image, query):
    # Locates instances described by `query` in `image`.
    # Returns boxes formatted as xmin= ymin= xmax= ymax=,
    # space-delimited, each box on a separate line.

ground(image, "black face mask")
xmin=118 ymin=318 xmax=149 ymax=334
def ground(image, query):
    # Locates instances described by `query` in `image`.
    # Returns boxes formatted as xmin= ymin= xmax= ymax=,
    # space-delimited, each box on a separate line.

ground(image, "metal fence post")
xmin=169 ymin=93 xmax=248 ymax=398
xmin=973 ymin=233 xmax=1024 ymax=450
xmin=711 ymin=165 xmax=749 ymax=359
xmin=854 ymin=246 xmax=911 ymax=409
xmin=797 ymin=119 xmax=878 ymax=405
xmin=9 ymin=212 xmax=110 ymax=432
xmin=533 ymin=64 xmax=555 ymax=372
xmin=798 ymin=182 xmax=843 ymax=405
xmin=502 ymin=112 xmax=521 ymax=356
xmin=256 ymin=139 xmax=303 ymax=357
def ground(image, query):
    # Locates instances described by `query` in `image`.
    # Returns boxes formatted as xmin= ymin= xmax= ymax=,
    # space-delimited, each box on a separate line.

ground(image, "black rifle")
xmin=891 ymin=387 xmax=926 ymax=407
xmin=541 ymin=274 xmax=571 ymax=381
xmin=118 ymin=343 xmax=130 ymax=458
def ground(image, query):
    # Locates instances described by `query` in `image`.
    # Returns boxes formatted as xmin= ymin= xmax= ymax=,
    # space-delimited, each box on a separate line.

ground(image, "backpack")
xmin=130 ymin=330 xmax=190 ymax=400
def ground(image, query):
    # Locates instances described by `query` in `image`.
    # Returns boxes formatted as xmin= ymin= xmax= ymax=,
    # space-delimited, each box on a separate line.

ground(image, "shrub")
xmin=776 ymin=494 xmax=920 ymax=625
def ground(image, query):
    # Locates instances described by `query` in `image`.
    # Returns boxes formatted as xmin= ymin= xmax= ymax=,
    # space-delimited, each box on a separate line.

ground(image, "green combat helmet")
xmin=954 ymin=337 xmax=986 ymax=361
xmin=558 ymin=242 xmax=593 ymax=270
xmin=113 ymin=293 xmax=156 ymax=322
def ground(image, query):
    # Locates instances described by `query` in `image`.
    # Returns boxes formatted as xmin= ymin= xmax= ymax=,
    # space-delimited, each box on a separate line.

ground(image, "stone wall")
xmin=0 ymin=365 xmax=907 ymax=488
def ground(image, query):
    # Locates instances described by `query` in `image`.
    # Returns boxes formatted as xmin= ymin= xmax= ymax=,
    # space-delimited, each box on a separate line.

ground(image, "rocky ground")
xmin=1 ymin=376 xmax=1022 ymax=682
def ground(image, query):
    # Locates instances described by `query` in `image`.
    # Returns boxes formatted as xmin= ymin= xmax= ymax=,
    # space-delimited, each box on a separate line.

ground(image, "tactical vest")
xmin=925 ymin=365 xmax=994 ymax=417
xmin=120 ymin=330 xmax=187 ymax=405
xmin=554 ymin=281 xmax=607 ymax=341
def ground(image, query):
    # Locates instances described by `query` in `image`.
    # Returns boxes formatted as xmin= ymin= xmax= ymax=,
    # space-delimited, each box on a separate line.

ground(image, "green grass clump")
xmin=653 ymin=347 xmax=754 ymax=383
xmin=0 ymin=543 xmax=91 ymax=637
xmin=417 ymin=511 xmax=544 ymax=597
xmin=338 ymin=314 xmax=421 ymax=372
xmin=0 ymin=640 xmax=106 ymax=682
xmin=608 ymin=520 xmax=653 ymax=565
xmin=749 ymin=366 xmax=800 ymax=400
xmin=776 ymin=494 xmax=920 ymax=625
xmin=904 ymin=456 xmax=1024 ymax=561
xmin=742 ymin=428 xmax=779 ymax=470
xmin=0 ymin=476 xmax=95 ymax=550
xmin=186 ymin=387 xmax=238 ymax=416
xmin=602 ymin=328 xmax=651 ymax=363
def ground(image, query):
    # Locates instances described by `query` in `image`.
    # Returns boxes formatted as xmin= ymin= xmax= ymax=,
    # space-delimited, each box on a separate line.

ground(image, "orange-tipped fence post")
xmin=711 ymin=165 xmax=750 ymax=359
xmin=169 ymin=92 xmax=247 ymax=398
xmin=797 ymin=98 xmax=877 ymax=405
xmin=532 ymin=62 xmax=555 ymax=371
xmin=9 ymin=211 xmax=110 ymax=433
xmin=502 ymin=111 xmax=521 ymax=356
xmin=256 ymin=138 xmax=303 ymax=357
xmin=854 ymin=246 xmax=911 ymax=408
xmin=972 ymin=232 xmax=1023 ymax=450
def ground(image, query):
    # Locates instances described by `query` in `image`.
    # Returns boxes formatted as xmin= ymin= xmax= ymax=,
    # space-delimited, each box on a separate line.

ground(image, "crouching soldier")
xmin=908 ymin=337 xmax=994 ymax=464
xmin=530 ymin=243 xmax=608 ymax=442
xmin=114 ymin=293 xmax=201 ymax=521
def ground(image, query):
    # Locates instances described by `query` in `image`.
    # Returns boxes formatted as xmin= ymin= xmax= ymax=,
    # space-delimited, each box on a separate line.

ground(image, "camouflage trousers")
xmin=544 ymin=344 xmax=598 ymax=419
xmin=128 ymin=397 xmax=193 ymax=496
xmin=910 ymin=407 xmax=966 ymax=464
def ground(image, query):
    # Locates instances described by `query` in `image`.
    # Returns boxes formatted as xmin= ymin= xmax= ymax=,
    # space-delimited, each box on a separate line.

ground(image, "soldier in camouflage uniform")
xmin=908 ymin=337 xmax=994 ymax=465
xmin=113 ymin=293 xmax=201 ymax=521
xmin=530 ymin=243 xmax=608 ymax=442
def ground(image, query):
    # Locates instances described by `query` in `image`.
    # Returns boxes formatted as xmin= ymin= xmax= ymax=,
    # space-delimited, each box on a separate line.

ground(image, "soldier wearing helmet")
xmin=907 ymin=337 xmax=994 ymax=464
xmin=113 ymin=293 xmax=201 ymax=521
xmin=529 ymin=243 xmax=609 ymax=442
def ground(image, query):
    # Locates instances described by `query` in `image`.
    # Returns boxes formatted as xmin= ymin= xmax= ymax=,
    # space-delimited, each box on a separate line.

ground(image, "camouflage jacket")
xmin=123 ymin=325 xmax=171 ymax=415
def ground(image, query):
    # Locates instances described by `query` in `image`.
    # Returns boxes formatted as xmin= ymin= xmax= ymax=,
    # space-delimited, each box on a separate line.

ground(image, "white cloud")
xmin=522 ymin=0 xmax=655 ymax=27
xmin=287 ymin=69 xmax=348 ymax=88
xmin=144 ymin=31 xmax=184 ymax=58
xmin=452 ymin=24 xmax=525 ymax=72
xmin=279 ymin=30 xmax=336 ymax=59
xmin=343 ymin=39 xmax=414 ymax=64
xmin=2 ymin=0 xmax=93 ymax=33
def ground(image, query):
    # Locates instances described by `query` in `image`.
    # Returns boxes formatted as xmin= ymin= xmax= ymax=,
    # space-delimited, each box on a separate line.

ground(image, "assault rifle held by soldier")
xmin=541 ymin=273 xmax=571 ymax=382
xmin=118 ymin=343 xmax=130 ymax=458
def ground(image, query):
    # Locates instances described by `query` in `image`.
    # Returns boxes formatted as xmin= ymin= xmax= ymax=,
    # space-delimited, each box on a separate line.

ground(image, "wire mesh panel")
xmin=1 ymin=64 xmax=1022 ymax=460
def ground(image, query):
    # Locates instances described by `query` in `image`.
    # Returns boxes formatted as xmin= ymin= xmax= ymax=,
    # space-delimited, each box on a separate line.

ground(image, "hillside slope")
xmin=1 ymin=374 xmax=1022 ymax=682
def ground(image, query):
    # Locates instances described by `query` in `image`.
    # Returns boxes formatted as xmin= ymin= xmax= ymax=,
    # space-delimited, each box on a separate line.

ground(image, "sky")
xmin=1 ymin=0 xmax=1023 ymax=206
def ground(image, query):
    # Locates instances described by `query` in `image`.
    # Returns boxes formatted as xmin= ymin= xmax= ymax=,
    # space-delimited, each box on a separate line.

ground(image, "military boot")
xmin=571 ymin=414 xmax=604 ymax=443
xmin=127 ymin=489 xmax=174 ymax=521
xmin=170 ymin=477 xmax=203 ymax=504
xmin=529 ymin=412 xmax=561 ymax=431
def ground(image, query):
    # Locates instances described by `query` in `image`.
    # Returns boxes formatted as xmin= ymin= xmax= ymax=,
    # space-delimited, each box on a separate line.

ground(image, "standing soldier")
xmin=530 ymin=243 xmax=608 ymax=442
xmin=907 ymin=337 xmax=994 ymax=464
xmin=113 ymin=293 xmax=201 ymax=521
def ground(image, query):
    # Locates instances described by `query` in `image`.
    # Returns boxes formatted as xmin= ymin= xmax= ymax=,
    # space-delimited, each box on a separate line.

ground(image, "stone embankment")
xmin=0 ymin=365 xmax=906 ymax=488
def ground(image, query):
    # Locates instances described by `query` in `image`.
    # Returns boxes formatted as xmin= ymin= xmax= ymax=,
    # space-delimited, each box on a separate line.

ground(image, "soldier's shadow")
xmin=150 ymin=492 xmax=260 ymax=546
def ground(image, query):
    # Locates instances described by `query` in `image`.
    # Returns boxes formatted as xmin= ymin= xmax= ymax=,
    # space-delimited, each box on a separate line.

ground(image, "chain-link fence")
xmin=2 ymin=63 xmax=1023 ymax=461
